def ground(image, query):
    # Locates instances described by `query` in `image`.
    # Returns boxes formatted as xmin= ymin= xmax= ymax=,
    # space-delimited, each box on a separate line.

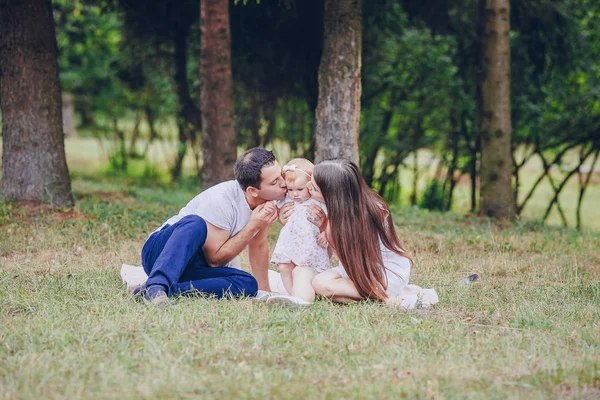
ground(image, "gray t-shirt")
xmin=154 ymin=180 xmax=252 ymax=237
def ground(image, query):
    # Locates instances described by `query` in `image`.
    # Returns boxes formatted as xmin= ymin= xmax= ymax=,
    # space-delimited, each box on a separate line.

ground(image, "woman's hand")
xmin=307 ymin=204 xmax=327 ymax=231
xmin=278 ymin=202 xmax=295 ymax=226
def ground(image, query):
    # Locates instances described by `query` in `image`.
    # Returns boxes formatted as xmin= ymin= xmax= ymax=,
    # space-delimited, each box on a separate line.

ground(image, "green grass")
xmin=1 ymin=175 xmax=600 ymax=399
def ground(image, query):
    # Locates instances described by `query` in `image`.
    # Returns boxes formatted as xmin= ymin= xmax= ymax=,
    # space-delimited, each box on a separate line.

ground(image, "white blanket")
xmin=120 ymin=262 xmax=286 ymax=293
xmin=120 ymin=264 xmax=438 ymax=309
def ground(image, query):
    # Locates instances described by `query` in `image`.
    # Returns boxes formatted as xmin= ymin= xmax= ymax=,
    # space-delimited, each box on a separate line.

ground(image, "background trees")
xmin=0 ymin=0 xmax=73 ymax=206
xmin=1 ymin=0 xmax=598 ymax=228
xmin=314 ymin=0 xmax=362 ymax=164
xmin=478 ymin=0 xmax=515 ymax=220
xmin=200 ymin=0 xmax=236 ymax=188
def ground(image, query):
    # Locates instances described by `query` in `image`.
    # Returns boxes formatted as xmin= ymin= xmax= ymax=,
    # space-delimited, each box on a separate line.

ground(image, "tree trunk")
xmin=0 ymin=0 xmax=73 ymax=206
xmin=314 ymin=0 xmax=362 ymax=164
xmin=478 ymin=0 xmax=515 ymax=220
xmin=261 ymin=94 xmax=278 ymax=147
xmin=171 ymin=122 xmax=188 ymax=181
xmin=247 ymin=93 xmax=261 ymax=149
xmin=411 ymin=150 xmax=418 ymax=206
xmin=128 ymin=111 xmax=142 ymax=156
xmin=363 ymin=108 xmax=394 ymax=186
xmin=200 ymin=0 xmax=236 ymax=189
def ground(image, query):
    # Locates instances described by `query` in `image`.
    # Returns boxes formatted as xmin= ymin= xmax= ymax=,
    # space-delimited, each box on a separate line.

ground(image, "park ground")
xmin=0 ymin=138 xmax=599 ymax=399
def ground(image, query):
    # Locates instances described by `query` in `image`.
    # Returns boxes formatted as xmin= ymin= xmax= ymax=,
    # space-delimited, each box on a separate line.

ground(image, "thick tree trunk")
xmin=314 ymin=0 xmax=362 ymax=164
xmin=478 ymin=0 xmax=515 ymax=220
xmin=200 ymin=0 xmax=236 ymax=189
xmin=0 ymin=0 xmax=73 ymax=206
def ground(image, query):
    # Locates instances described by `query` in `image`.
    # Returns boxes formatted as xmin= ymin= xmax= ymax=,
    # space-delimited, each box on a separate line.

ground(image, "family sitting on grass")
xmin=125 ymin=148 xmax=438 ymax=308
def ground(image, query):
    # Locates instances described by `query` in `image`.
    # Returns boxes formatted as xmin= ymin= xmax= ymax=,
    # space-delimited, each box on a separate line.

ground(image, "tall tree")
xmin=200 ymin=0 xmax=236 ymax=188
xmin=314 ymin=0 xmax=362 ymax=163
xmin=0 ymin=0 xmax=73 ymax=206
xmin=478 ymin=0 xmax=515 ymax=220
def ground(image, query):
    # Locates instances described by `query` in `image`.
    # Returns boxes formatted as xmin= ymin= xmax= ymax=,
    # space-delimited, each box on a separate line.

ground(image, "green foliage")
xmin=54 ymin=0 xmax=179 ymax=136
xmin=51 ymin=0 xmax=600 ymax=226
xmin=360 ymin=1 xmax=460 ymax=201
xmin=418 ymin=179 xmax=447 ymax=211
xmin=230 ymin=0 xmax=322 ymax=151
xmin=54 ymin=0 xmax=126 ymax=119
xmin=377 ymin=0 xmax=600 ymax=218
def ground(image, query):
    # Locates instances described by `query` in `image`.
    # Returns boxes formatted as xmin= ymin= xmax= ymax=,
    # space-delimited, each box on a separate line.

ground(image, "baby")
xmin=267 ymin=158 xmax=330 ymax=306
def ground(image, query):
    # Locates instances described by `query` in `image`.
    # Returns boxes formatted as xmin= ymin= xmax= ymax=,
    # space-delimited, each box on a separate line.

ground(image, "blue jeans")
xmin=141 ymin=215 xmax=258 ymax=298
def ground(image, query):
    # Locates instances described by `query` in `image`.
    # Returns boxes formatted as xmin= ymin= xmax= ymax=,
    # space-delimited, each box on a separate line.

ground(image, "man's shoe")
xmin=143 ymin=285 xmax=175 ymax=307
xmin=127 ymin=282 xmax=144 ymax=295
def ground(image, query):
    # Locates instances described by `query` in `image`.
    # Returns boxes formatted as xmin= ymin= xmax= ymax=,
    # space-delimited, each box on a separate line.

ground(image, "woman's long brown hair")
xmin=314 ymin=159 xmax=412 ymax=301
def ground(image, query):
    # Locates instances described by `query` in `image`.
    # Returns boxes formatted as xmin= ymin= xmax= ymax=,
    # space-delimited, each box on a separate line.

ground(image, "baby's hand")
xmin=250 ymin=201 xmax=278 ymax=229
xmin=316 ymin=231 xmax=329 ymax=248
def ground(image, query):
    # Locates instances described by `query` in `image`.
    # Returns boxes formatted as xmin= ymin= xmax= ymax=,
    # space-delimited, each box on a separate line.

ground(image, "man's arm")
xmin=202 ymin=222 xmax=259 ymax=267
xmin=203 ymin=202 xmax=278 ymax=267
xmin=247 ymin=226 xmax=271 ymax=291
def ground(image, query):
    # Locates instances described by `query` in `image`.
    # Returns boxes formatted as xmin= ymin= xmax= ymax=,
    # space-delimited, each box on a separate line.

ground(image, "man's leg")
xmin=141 ymin=215 xmax=208 ymax=296
xmin=172 ymin=267 xmax=258 ymax=298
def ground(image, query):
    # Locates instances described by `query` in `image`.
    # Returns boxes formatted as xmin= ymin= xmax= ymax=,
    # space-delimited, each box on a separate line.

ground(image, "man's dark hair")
xmin=234 ymin=148 xmax=276 ymax=191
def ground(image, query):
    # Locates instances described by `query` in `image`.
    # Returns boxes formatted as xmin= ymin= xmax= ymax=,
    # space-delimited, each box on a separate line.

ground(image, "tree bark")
xmin=478 ymin=0 xmax=515 ymax=220
xmin=314 ymin=0 xmax=362 ymax=164
xmin=0 ymin=0 xmax=73 ymax=206
xmin=200 ymin=0 xmax=236 ymax=189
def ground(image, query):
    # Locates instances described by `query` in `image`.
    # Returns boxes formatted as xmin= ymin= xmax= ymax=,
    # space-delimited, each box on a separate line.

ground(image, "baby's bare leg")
xmin=291 ymin=266 xmax=319 ymax=302
xmin=278 ymin=263 xmax=295 ymax=295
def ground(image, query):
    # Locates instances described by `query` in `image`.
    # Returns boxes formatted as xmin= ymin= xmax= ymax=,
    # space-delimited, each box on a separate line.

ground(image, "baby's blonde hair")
xmin=282 ymin=158 xmax=314 ymax=186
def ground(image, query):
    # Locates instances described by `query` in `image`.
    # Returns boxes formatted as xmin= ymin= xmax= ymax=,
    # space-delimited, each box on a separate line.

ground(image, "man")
xmin=135 ymin=148 xmax=287 ymax=305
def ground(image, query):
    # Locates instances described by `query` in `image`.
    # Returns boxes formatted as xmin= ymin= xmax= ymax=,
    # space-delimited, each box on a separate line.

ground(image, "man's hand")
xmin=307 ymin=204 xmax=327 ymax=232
xmin=278 ymin=202 xmax=294 ymax=226
xmin=316 ymin=231 xmax=329 ymax=248
xmin=249 ymin=201 xmax=278 ymax=230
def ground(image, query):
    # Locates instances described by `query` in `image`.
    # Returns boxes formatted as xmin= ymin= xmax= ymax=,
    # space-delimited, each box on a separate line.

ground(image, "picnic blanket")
xmin=120 ymin=263 xmax=438 ymax=309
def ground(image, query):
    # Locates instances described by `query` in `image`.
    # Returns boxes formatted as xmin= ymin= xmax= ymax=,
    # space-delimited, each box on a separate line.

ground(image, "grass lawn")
xmin=1 ymin=172 xmax=599 ymax=399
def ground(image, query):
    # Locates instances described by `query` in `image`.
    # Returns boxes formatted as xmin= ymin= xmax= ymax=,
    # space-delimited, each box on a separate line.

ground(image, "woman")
xmin=307 ymin=159 xmax=415 ymax=306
